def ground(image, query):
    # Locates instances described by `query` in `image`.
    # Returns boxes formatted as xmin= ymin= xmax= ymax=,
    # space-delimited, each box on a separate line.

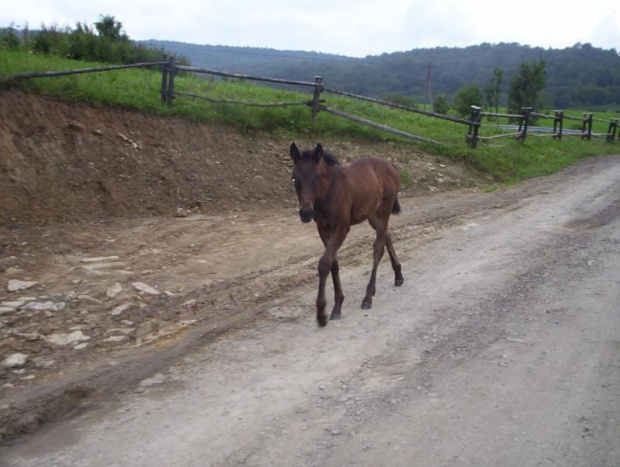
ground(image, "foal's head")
xmin=289 ymin=142 xmax=335 ymax=223
xmin=291 ymin=143 xmax=323 ymax=222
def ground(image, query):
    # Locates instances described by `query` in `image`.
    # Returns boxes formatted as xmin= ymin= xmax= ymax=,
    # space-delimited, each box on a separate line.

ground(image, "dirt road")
xmin=3 ymin=155 xmax=620 ymax=466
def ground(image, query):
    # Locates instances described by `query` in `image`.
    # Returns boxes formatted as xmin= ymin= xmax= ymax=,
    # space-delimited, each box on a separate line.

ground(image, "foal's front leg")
xmin=329 ymin=255 xmax=344 ymax=320
xmin=316 ymin=226 xmax=348 ymax=327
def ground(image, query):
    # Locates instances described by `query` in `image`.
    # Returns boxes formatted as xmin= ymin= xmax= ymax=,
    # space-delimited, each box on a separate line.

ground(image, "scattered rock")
xmin=106 ymin=327 xmax=134 ymax=336
xmin=0 ymin=307 xmax=16 ymax=315
xmin=7 ymin=279 xmax=38 ymax=292
xmin=103 ymin=335 xmax=128 ymax=343
xmin=66 ymin=120 xmax=85 ymax=131
xmin=78 ymin=295 xmax=103 ymax=305
xmin=23 ymin=301 xmax=56 ymax=312
xmin=46 ymin=330 xmax=90 ymax=346
xmin=106 ymin=282 xmax=123 ymax=299
xmin=132 ymin=282 xmax=160 ymax=295
xmin=111 ymin=303 xmax=136 ymax=316
xmin=118 ymin=133 xmax=142 ymax=150
xmin=1 ymin=301 xmax=25 ymax=309
xmin=175 ymin=208 xmax=190 ymax=218
xmin=139 ymin=373 xmax=166 ymax=387
xmin=2 ymin=353 xmax=28 ymax=368
xmin=65 ymin=291 xmax=78 ymax=301
xmin=80 ymin=256 xmax=120 ymax=263
xmin=5 ymin=267 xmax=21 ymax=276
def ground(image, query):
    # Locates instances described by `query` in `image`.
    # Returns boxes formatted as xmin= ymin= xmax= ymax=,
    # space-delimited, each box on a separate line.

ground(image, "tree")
xmin=0 ymin=23 xmax=20 ymax=49
xmin=94 ymin=15 xmax=126 ymax=40
xmin=433 ymin=95 xmax=450 ymax=114
xmin=453 ymin=84 xmax=483 ymax=116
xmin=508 ymin=59 xmax=546 ymax=114
xmin=484 ymin=67 xmax=503 ymax=115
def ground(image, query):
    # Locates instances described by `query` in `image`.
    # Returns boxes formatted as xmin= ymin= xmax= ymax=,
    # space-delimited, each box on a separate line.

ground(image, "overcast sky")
xmin=2 ymin=0 xmax=619 ymax=57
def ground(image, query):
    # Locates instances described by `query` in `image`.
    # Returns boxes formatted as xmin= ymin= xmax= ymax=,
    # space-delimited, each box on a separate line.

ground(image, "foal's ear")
xmin=290 ymin=142 xmax=301 ymax=162
xmin=312 ymin=143 xmax=324 ymax=163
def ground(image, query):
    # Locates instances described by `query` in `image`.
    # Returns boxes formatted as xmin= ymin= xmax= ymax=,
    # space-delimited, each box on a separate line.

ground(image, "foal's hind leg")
xmin=362 ymin=218 xmax=388 ymax=310
xmin=385 ymin=232 xmax=404 ymax=286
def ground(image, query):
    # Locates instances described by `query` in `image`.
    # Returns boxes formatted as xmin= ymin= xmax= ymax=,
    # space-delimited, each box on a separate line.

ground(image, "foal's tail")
xmin=392 ymin=196 xmax=401 ymax=215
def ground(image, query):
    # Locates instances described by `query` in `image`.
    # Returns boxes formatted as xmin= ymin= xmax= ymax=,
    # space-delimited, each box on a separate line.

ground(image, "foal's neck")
xmin=317 ymin=160 xmax=341 ymax=200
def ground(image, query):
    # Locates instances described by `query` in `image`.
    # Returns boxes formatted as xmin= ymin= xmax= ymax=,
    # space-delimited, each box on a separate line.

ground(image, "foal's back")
xmin=340 ymin=157 xmax=400 ymax=225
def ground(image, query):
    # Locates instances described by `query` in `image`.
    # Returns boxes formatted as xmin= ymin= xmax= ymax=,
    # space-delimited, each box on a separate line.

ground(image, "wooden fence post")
xmin=582 ymin=113 xmax=593 ymax=140
xmin=160 ymin=54 xmax=169 ymax=104
xmin=311 ymin=76 xmax=323 ymax=123
xmin=517 ymin=107 xmax=533 ymax=141
xmin=166 ymin=56 xmax=176 ymax=106
xmin=607 ymin=119 xmax=618 ymax=142
xmin=553 ymin=110 xmax=564 ymax=139
xmin=466 ymin=105 xmax=482 ymax=148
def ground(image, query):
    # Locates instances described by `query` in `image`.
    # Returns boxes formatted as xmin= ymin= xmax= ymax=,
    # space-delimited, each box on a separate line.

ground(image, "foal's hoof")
xmin=330 ymin=312 xmax=341 ymax=321
xmin=395 ymin=278 xmax=404 ymax=287
xmin=361 ymin=301 xmax=372 ymax=310
xmin=317 ymin=314 xmax=328 ymax=327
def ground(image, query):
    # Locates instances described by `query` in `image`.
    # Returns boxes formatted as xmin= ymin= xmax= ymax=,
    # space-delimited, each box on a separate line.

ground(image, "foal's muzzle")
xmin=299 ymin=208 xmax=314 ymax=223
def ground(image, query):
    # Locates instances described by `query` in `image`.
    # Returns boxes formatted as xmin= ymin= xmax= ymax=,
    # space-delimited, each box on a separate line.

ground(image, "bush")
xmin=6 ymin=16 xmax=189 ymax=66
xmin=384 ymin=92 xmax=417 ymax=108
xmin=453 ymin=84 xmax=484 ymax=116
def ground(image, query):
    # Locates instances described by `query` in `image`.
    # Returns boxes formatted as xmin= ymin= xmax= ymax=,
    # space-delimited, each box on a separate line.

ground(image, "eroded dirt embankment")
xmin=0 ymin=90 xmax=480 ymax=227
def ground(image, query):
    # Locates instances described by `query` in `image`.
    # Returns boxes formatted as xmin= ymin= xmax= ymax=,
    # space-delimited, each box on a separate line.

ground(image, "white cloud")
xmin=1 ymin=0 xmax=618 ymax=56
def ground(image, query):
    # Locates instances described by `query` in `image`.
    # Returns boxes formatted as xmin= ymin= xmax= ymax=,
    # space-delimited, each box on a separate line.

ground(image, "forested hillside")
xmin=144 ymin=40 xmax=620 ymax=109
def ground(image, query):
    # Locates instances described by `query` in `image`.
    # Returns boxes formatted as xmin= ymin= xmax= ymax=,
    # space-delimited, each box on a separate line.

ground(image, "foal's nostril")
xmin=299 ymin=208 xmax=314 ymax=223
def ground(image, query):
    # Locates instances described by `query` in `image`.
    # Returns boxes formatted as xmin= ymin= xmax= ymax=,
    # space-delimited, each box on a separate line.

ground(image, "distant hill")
xmin=144 ymin=40 xmax=620 ymax=109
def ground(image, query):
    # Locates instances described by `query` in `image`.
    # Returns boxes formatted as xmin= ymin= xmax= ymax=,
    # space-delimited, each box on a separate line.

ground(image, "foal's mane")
xmin=323 ymin=151 xmax=341 ymax=166
xmin=299 ymin=148 xmax=341 ymax=166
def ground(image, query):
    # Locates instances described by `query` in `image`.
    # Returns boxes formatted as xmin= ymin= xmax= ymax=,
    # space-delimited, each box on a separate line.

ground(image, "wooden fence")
xmin=4 ymin=55 xmax=620 ymax=149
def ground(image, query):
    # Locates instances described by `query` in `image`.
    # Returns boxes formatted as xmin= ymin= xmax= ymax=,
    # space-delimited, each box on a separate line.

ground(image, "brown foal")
xmin=290 ymin=142 xmax=404 ymax=327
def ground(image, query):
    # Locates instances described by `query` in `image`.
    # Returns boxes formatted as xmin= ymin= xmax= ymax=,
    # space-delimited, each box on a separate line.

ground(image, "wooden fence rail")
xmin=3 ymin=54 xmax=619 ymax=149
xmin=472 ymin=107 xmax=619 ymax=146
xmin=322 ymin=87 xmax=472 ymax=126
xmin=173 ymin=65 xmax=317 ymax=88
xmin=4 ymin=61 xmax=166 ymax=80
xmin=166 ymin=61 xmax=440 ymax=145
xmin=318 ymin=105 xmax=439 ymax=144
xmin=174 ymin=91 xmax=313 ymax=108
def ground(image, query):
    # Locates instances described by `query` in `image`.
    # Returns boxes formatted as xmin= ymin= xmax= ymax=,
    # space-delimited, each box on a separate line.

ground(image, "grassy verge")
xmin=1 ymin=49 xmax=619 ymax=184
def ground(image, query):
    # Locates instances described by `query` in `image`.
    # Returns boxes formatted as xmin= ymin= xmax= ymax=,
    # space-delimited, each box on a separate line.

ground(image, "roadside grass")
xmin=2 ymin=49 xmax=619 ymax=185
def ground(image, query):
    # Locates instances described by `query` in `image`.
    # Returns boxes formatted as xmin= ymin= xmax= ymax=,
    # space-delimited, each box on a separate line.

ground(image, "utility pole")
xmin=426 ymin=62 xmax=434 ymax=112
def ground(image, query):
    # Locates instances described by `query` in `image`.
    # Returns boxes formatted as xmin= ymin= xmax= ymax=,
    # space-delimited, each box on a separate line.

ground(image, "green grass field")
xmin=2 ymin=49 xmax=619 ymax=184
